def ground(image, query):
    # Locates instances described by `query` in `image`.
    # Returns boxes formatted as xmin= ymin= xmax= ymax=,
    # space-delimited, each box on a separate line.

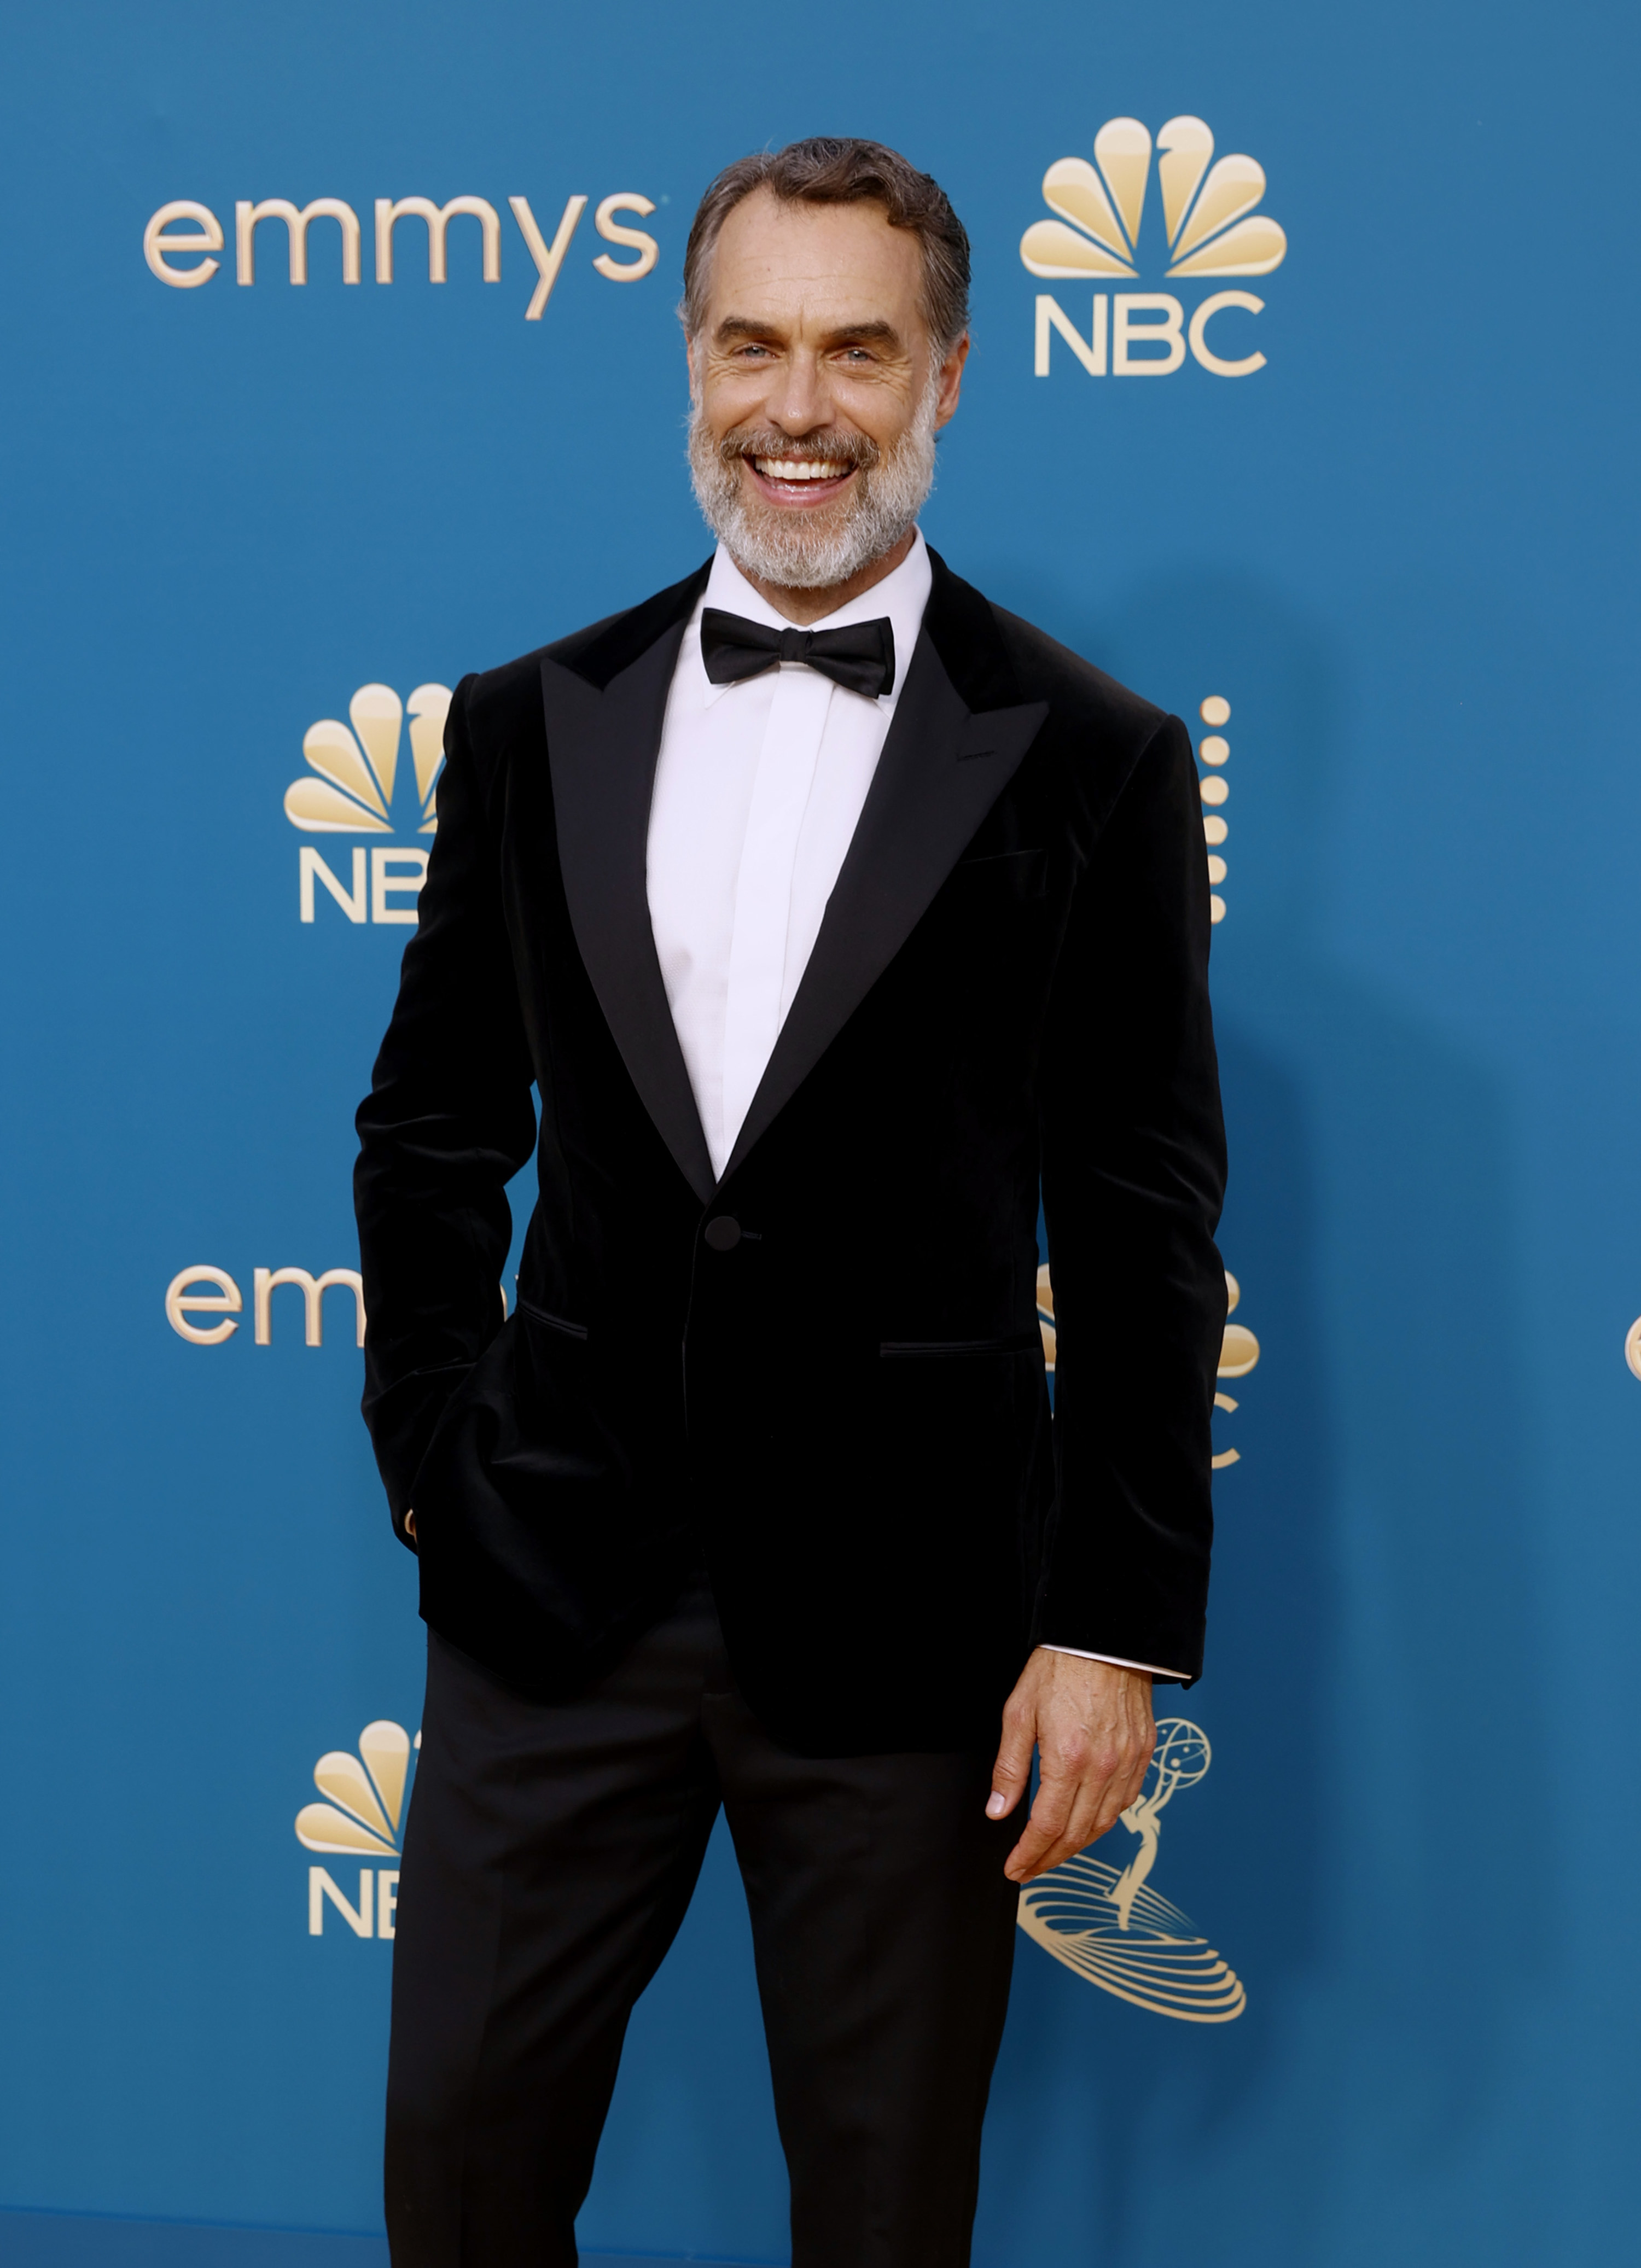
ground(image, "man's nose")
xmin=765 ymin=353 xmax=830 ymax=434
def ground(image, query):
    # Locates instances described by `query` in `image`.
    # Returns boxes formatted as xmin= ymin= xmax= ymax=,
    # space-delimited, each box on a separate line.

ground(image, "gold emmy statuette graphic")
xmin=284 ymin=683 xmax=451 ymax=835
xmin=1037 ymin=1264 xmax=1258 ymax=1470
xmin=295 ymin=1721 xmax=412 ymax=1858
xmin=1021 ymin=117 xmax=1287 ymax=281
xmin=1017 ymin=1719 xmax=1247 ymax=2021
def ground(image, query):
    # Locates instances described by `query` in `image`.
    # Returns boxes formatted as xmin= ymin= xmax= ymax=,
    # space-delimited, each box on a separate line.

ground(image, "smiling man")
xmin=357 ymin=138 xmax=1227 ymax=2268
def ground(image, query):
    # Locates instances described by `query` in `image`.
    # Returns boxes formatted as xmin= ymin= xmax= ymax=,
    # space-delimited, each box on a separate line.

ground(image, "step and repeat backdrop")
xmin=1 ymin=3 xmax=1636 ymax=2265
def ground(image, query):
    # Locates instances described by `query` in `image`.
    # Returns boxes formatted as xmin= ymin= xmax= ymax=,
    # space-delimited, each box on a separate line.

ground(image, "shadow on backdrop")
xmin=973 ymin=569 xmax=1548 ymax=2267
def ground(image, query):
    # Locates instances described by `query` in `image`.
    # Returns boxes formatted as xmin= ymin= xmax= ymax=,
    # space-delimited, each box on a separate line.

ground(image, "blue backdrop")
xmin=2 ymin=4 xmax=1637 ymax=2264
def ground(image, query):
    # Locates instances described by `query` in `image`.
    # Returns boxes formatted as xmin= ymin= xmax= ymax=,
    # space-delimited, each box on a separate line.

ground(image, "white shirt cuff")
xmin=1039 ymin=1642 xmax=1191 ymax=1681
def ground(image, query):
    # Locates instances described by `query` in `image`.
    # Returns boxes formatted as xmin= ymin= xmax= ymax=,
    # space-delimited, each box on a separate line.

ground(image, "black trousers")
xmin=385 ymin=1581 xmax=1020 ymax=2268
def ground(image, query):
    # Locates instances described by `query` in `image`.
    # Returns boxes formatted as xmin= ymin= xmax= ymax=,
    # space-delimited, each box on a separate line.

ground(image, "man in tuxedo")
xmin=356 ymin=136 xmax=1226 ymax=2268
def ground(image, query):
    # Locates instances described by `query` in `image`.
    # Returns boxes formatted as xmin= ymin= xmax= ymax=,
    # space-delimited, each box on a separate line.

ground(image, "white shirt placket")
xmin=718 ymin=662 xmax=836 ymax=1150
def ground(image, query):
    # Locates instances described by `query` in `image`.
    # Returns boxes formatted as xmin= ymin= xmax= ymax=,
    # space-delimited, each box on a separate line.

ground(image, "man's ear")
xmin=684 ymin=330 xmax=701 ymax=406
xmin=933 ymin=331 xmax=970 ymax=431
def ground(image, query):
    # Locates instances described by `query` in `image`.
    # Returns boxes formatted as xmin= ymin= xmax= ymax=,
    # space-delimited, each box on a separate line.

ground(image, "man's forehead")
xmin=707 ymin=193 xmax=922 ymax=315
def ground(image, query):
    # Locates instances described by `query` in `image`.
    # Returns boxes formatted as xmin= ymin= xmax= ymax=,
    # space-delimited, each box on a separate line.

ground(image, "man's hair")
xmin=682 ymin=137 xmax=971 ymax=352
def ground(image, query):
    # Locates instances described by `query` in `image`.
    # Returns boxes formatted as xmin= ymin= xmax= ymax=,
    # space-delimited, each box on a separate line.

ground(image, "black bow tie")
xmin=700 ymin=608 xmax=896 ymax=700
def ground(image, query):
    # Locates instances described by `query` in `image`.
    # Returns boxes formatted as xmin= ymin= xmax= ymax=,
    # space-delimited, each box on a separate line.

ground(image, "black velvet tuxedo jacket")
xmin=354 ymin=546 xmax=1227 ymax=1757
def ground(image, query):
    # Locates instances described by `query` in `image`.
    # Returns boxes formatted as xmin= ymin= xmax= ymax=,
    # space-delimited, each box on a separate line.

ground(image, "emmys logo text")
xmin=144 ymin=191 xmax=659 ymax=320
xmin=164 ymin=1266 xmax=364 ymax=1347
xmin=1022 ymin=116 xmax=1286 ymax=379
xmin=164 ymin=1264 xmax=512 ymax=1344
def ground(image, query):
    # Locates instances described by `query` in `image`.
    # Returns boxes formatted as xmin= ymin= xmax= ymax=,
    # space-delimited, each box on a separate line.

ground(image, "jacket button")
xmin=703 ymin=1216 xmax=742 ymax=1251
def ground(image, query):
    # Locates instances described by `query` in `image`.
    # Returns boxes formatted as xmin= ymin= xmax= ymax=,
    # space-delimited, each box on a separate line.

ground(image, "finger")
xmin=1114 ymin=1745 xmax=1153 ymax=1819
xmin=987 ymin=1694 xmax=1037 ymax=1821
xmin=1004 ymin=1792 xmax=1073 ymax=1880
xmin=1031 ymin=1776 xmax=1108 ymax=1877
xmin=1098 ymin=1729 xmax=1155 ymax=1835
xmin=1004 ymin=1766 xmax=1076 ymax=1881
xmin=1080 ymin=1734 xmax=1152 ymax=1843
xmin=1069 ymin=1770 xmax=1117 ymax=1851
xmin=1076 ymin=1785 xmax=1126 ymax=1852
xmin=1039 ymin=1735 xmax=1150 ymax=1871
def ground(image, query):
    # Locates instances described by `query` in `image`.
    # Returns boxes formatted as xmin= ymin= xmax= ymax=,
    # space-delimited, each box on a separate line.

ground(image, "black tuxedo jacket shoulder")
xmin=354 ymin=547 xmax=1227 ymax=1754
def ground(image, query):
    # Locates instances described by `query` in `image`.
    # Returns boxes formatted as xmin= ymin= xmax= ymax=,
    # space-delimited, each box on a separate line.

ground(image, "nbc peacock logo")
xmin=1037 ymin=1264 xmax=1260 ymax=1470
xmin=295 ymin=1719 xmax=418 ymax=1939
xmin=1022 ymin=116 xmax=1286 ymax=379
xmin=283 ymin=682 xmax=451 ymax=926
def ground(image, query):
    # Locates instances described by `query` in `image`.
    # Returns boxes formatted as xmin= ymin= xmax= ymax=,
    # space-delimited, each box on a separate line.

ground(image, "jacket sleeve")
xmin=353 ymin=675 xmax=538 ymax=1543
xmin=1035 ymin=712 xmax=1228 ymax=1680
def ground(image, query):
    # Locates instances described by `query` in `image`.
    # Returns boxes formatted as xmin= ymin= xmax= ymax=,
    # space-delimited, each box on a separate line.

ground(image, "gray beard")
xmin=686 ymin=371 xmax=941 ymax=593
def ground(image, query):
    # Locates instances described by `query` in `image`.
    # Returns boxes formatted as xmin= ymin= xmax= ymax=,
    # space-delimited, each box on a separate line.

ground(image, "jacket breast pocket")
xmin=513 ymin=1296 xmax=594 ymax=1435
xmin=879 ymin=1332 xmax=1041 ymax=1357
xmin=948 ymin=847 xmax=1048 ymax=902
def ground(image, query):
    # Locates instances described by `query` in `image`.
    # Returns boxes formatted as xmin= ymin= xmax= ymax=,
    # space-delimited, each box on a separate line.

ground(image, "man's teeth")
xmin=753 ymin=457 xmax=849 ymax=481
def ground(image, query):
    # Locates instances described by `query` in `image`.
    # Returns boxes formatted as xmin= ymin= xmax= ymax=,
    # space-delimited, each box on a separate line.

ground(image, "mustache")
xmin=687 ymin=386 xmax=938 ymax=592
xmin=718 ymin=427 xmax=882 ymax=474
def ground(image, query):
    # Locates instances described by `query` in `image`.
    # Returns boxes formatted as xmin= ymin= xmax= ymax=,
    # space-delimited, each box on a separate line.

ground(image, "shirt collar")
xmin=691 ymin=529 xmax=933 ymax=710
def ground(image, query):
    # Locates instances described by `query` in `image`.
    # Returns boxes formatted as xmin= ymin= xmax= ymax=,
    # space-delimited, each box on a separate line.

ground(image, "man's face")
xmin=686 ymin=190 xmax=968 ymax=591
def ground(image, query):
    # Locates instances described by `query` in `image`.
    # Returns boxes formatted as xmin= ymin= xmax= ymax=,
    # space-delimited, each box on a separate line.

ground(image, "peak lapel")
xmin=720 ymin=626 xmax=1049 ymax=1180
xmin=541 ymin=602 xmax=717 ymax=1205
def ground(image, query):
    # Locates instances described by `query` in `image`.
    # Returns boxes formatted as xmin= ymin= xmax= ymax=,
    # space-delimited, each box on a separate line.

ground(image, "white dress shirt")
xmin=645 ymin=532 xmax=1186 ymax=1684
xmin=648 ymin=533 xmax=933 ymax=1179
